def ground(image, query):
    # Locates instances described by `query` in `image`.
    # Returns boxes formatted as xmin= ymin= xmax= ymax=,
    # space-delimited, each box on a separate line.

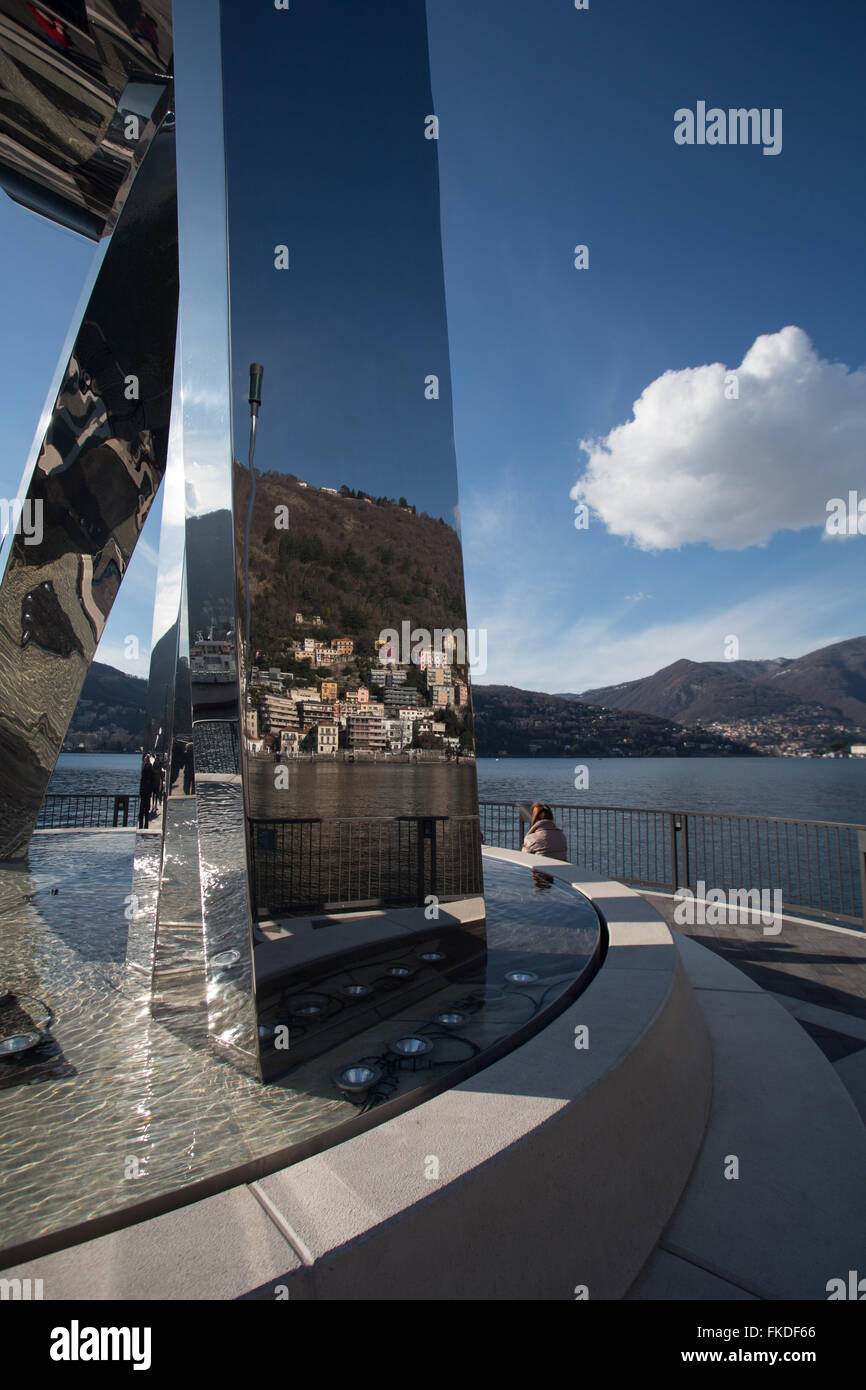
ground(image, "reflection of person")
xmin=138 ymin=755 xmax=154 ymax=829
xmin=531 ymin=869 xmax=554 ymax=894
xmin=170 ymin=738 xmax=184 ymax=789
xmin=522 ymin=803 xmax=568 ymax=861
xmin=150 ymin=758 xmax=163 ymax=814
xmin=182 ymin=742 xmax=195 ymax=795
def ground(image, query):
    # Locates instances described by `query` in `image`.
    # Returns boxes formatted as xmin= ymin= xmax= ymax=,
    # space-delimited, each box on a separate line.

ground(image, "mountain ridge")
xmin=566 ymin=637 xmax=866 ymax=726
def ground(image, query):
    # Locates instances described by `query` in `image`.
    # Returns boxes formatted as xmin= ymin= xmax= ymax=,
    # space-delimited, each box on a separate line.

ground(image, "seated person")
xmin=522 ymin=803 xmax=568 ymax=861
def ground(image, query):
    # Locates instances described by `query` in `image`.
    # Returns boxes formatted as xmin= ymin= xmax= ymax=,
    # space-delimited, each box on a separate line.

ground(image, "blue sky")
xmin=0 ymin=0 xmax=864 ymax=690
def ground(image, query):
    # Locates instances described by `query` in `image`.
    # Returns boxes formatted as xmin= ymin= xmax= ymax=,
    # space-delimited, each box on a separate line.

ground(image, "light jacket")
xmin=522 ymin=820 xmax=568 ymax=861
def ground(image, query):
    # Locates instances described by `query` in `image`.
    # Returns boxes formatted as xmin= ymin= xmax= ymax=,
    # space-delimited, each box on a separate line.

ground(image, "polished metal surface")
xmin=0 ymin=120 xmax=178 ymax=860
xmin=126 ymin=347 xmax=194 ymax=1004
xmin=0 ymin=0 xmax=172 ymax=239
xmin=172 ymin=0 xmax=258 ymax=1076
xmin=213 ymin=0 xmax=484 ymax=1078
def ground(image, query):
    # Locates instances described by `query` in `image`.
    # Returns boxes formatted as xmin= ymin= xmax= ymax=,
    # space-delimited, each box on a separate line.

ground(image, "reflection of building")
xmin=419 ymin=647 xmax=449 ymax=670
xmin=258 ymin=694 xmax=300 ymax=735
xmin=334 ymin=638 xmax=354 ymax=657
xmin=346 ymin=711 xmax=386 ymax=751
xmin=299 ymin=699 xmax=333 ymax=728
xmin=280 ymin=729 xmax=302 ymax=755
xmin=317 ymin=723 xmax=339 ymax=755
xmin=384 ymin=684 xmax=416 ymax=708
xmin=383 ymin=718 xmax=405 ymax=750
xmin=320 ymin=680 xmax=338 ymax=701
xmin=191 ymin=636 xmax=236 ymax=682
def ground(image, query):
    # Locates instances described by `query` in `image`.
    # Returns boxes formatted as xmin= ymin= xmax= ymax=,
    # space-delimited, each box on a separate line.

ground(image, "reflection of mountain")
xmin=233 ymin=466 xmax=468 ymax=653
xmin=66 ymin=661 xmax=147 ymax=748
xmin=570 ymin=638 xmax=866 ymax=728
xmin=186 ymin=510 xmax=237 ymax=639
xmin=143 ymin=622 xmax=178 ymax=744
xmin=472 ymin=687 xmax=756 ymax=758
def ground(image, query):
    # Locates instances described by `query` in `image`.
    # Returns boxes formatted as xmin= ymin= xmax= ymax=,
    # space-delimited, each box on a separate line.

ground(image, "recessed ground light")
xmin=286 ymin=993 xmax=329 ymax=1018
xmin=212 ymin=949 xmax=240 ymax=968
xmin=505 ymin=970 xmax=538 ymax=985
xmin=333 ymin=1063 xmax=382 ymax=1096
xmin=0 ymin=1031 xmax=43 ymax=1057
xmin=433 ymin=1011 xmax=467 ymax=1028
xmin=386 ymin=966 xmax=413 ymax=979
xmin=341 ymin=983 xmax=373 ymax=998
xmin=419 ymin=951 xmax=445 ymax=962
xmin=389 ymin=1035 xmax=433 ymax=1059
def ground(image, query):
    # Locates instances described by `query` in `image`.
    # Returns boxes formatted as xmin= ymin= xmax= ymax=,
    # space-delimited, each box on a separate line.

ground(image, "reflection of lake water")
xmin=247 ymin=758 xmax=479 ymax=820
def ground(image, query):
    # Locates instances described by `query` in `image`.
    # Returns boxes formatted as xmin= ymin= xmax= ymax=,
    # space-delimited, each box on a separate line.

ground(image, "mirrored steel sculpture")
xmin=0 ymin=0 xmax=485 ymax=1084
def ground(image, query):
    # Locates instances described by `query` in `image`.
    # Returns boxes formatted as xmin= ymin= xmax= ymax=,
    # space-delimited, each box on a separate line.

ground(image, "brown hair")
xmin=530 ymin=802 xmax=554 ymax=827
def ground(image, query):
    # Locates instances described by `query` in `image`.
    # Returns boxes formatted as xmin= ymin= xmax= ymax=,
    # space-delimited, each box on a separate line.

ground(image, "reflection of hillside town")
xmin=245 ymin=627 xmax=472 ymax=762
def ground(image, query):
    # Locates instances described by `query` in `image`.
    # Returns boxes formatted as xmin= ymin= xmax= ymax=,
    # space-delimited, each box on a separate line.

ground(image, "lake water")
xmin=49 ymin=754 xmax=866 ymax=826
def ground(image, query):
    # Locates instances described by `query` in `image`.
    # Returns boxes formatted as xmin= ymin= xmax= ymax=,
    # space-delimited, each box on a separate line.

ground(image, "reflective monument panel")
xmin=0 ymin=0 xmax=485 ymax=1090
xmin=0 ymin=116 xmax=178 ymax=860
xmin=174 ymin=0 xmax=486 ymax=1080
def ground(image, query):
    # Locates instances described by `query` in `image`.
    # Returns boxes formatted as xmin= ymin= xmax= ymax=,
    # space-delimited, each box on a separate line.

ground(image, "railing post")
xmin=673 ymin=812 xmax=689 ymax=891
xmin=418 ymin=816 xmax=434 ymax=904
xmin=858 ymin=829 xmax=866 ymax=930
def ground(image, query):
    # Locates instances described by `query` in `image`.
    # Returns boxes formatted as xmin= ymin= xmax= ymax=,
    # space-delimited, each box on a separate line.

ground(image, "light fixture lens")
xmin=506 ymin=970 xmax=538 ymax=985
xmin=387 ymin=966 xmax=413 ymax=978
xmin=343 ymin=1065 xmax=375 ymax=1085
xmin=433 ymin=1011 xmax=466 ymax=1028
xmin=333 ymin=1062 xmax=382 ymax=1094
xmin=342 ymin=983 xmax=372 ymax=997
xmin=287 ymin=993 xmax=328 ymax=1016
xmin=419 ymin=951 xmax=445 ymax=962
xmin=390 ymin=1035 xmax=433 ymax=1057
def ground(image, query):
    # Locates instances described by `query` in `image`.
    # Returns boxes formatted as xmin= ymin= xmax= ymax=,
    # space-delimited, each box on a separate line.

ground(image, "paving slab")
xmin=656 ymin=981 xmax=866 ymax=1300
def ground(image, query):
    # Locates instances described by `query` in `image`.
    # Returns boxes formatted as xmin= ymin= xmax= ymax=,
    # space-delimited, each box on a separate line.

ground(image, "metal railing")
xmin=480 ymin=802 xmax=866 ymax=929
xmin=249 ymin=814 xmax=483 ymax=919
xmin=37 ymin=794 xmax=139 ymax=829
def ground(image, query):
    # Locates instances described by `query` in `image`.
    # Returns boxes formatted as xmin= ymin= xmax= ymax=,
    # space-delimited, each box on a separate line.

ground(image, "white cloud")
xmin=571 ymin=326 xmax=866 ymax=550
